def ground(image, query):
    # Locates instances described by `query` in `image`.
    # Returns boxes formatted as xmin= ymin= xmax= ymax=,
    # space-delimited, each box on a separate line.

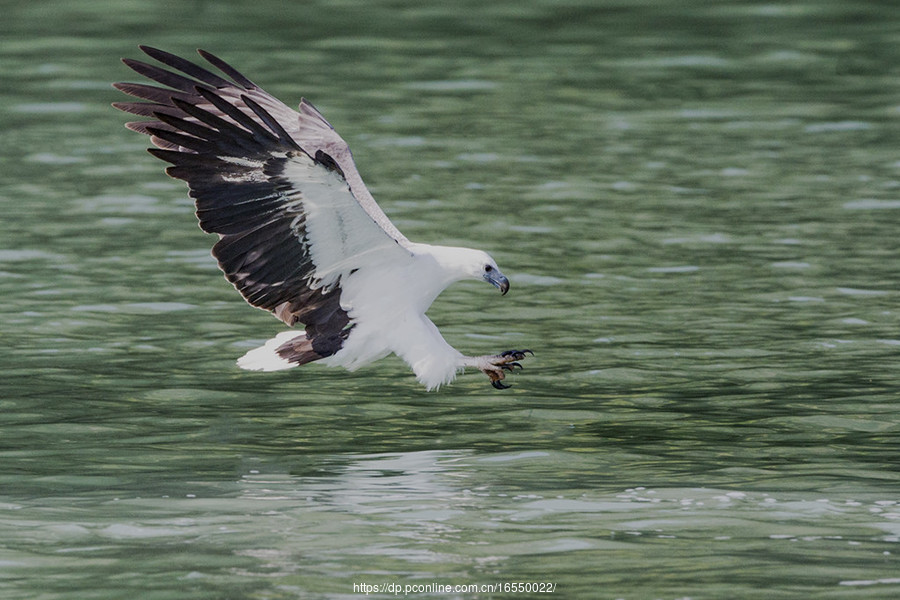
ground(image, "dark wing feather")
xmin=196 ymin=49 xmax=258 ymax=88
xmin=139 ymin=45 xmax=235 ymax=88
xmin=114 ymin=46 xmax=409 ymax=243
xmin=113 ymin=47 xmax=410 ymax=364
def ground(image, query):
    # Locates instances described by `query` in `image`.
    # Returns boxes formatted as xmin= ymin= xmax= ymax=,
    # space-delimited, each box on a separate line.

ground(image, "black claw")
xmin=508 ymin=362 xmax=523 ymax=370
xmin=491 ymin=379 xmax=511 ymax=390
xmin=500 ymin=349 xmax=535 ymax=360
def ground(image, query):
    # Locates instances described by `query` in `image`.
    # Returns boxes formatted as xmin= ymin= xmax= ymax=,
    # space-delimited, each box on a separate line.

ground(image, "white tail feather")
xmin=237 ymin=331 xmax=306 ymax=371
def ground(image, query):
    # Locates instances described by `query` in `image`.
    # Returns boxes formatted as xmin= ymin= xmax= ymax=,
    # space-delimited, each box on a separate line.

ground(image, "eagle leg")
xmin=470 ymin=349 xmax=533 ymax=390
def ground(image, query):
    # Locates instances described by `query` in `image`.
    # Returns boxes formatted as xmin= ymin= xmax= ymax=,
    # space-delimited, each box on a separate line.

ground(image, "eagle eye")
xmin=484 ymin=264 xmax=493 ymax=273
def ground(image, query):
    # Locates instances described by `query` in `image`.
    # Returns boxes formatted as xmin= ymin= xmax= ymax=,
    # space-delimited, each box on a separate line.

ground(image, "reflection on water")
xmin=2 ymin=0 xmax=900 ymax=598
xmin=2 ymin=450 xmax=899 ymax=598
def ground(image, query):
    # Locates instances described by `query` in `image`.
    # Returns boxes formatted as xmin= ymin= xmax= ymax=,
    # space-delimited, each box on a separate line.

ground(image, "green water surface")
xmin=2 ymin=1 xmax=899 ymax=598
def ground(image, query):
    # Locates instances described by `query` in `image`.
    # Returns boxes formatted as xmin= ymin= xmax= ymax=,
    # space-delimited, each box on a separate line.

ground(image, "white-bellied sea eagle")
xmin=113 ymin=46 xmax=532 ymax=390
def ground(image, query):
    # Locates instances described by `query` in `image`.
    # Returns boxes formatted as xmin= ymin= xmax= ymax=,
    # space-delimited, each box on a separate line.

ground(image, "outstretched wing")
xmin=113 ymin=46 xmax=411 ymax=360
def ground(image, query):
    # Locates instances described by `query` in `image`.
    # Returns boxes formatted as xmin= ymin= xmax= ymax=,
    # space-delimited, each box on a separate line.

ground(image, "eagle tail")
xmin=237 ymin=330 xmax=316 ymax=371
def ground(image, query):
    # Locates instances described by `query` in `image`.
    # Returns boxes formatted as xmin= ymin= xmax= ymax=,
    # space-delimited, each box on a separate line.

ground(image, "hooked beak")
xmin=485 ymin=270 xmax=510 ymax=296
